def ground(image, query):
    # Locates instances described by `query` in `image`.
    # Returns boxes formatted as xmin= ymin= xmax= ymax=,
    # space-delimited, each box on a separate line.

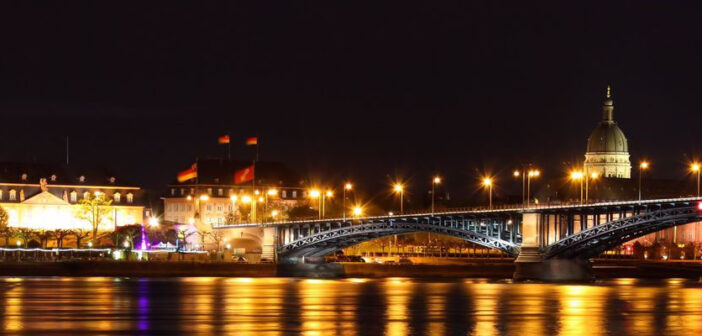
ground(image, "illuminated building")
xmin=163 ymin=159 xmax=308 ymax=227
xmin=584 ymin=86 xmax=632 ymax=178
xmin=0 ymin=162 xmax=145 ymax=233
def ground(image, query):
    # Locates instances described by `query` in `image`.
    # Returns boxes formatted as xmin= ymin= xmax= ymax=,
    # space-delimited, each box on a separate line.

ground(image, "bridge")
xmin=215 ymin=197 xmax=702 ymax=280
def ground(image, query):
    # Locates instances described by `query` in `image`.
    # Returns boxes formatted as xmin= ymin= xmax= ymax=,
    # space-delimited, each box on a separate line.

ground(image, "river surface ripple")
xmin=0 ymin=277 xmax=700 ymax=335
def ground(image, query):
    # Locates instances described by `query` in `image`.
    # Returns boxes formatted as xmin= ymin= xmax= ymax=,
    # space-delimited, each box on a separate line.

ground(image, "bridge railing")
xmin=214 ymin=196 xmax=702 ymax=228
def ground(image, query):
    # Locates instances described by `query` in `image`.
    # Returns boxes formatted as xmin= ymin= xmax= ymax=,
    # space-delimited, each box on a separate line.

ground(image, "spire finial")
xmin=606 ymin=85 xmax=611 ymax=99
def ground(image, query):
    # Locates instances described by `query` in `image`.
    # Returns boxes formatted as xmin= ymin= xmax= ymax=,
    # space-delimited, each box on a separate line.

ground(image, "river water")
xmin=0 ymin=277 xmax=700 ymax=335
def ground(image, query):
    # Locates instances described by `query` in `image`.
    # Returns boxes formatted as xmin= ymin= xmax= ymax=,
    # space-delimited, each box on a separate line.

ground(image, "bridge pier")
xmin=513 ymin=213 xmax=593 ymax=281
xmin=261 ymin=227 xmax=278 ymax=263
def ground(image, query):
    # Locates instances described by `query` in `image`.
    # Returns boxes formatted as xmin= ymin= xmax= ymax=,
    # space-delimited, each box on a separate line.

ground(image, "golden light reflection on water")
xmin=0 ymin=277 xmax=700 ymax=335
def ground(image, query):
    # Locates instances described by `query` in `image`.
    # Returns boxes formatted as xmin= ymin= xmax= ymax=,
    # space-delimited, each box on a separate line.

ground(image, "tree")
xmin=14 ymin=228 xmax=35 ymax=248
xmin=112 ymin=224 xmax=141 ymax=249
xmin=211 ymin=230 xmax=224 ymax=251
xmin=35 ymin=230 xmax=54 ymax=248
xmin=74 ymin=194 xmax=113 ymax=246
xmin=53 ymin=229 xmax=71 ymax=248
xmin=0 ymin=206 xmax=10 ymax=247
xmin=74 ymin=228 xmax=91 ymax=248
xmin=197 ymin=230 xmax=211 ymax=250
xmin=287 ymin=206 xmax=318 ymax=220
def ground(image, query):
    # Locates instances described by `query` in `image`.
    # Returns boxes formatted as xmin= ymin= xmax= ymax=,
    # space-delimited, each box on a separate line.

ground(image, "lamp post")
xmin=638 ymin=161 xmax=649 ymax=201
xmin=431 ymin=176 xmax=441 ymax=214
xmin=309 ymin=189 xmax=333 ymax=219
xmin=482 ymin=177 xmax=493 ymax=209
xmin=393 ymin=184 xmax=404 ymax=214
xmin=343 ymin=183 xmax=352 ymax=220
xmin=570 ymin=171 xmax=584 ymax=204
xmin=585 ymin=172 xmax=598 ymax=203
xmin=691 ymin=163 xmax=701 ymax=197
xmin=526 ymin=169 xmax=540 ymax=207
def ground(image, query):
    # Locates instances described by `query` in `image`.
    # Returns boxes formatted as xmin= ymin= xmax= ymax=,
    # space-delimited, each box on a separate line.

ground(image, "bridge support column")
xmin=261 ymin=227 xmax=278 ymax=263
xmin=514 ymin=213 xmax=593 ymax=281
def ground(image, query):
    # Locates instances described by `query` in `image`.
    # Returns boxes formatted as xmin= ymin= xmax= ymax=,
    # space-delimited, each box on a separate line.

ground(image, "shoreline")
xmin=0 ymin=260 xmax=700 ymax=279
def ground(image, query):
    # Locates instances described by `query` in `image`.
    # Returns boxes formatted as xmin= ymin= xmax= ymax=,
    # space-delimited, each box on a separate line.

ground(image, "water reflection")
xmin=0 ymin=277 xmax=699 ymax=335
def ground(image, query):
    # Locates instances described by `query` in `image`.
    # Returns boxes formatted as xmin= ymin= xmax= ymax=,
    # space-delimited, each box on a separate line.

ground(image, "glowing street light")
xmin=526 ymin=169 xmax=540 ymax=207
xmin=309 ymin=188 xmax=333 ymax=219
xmin=241 ymin=195 xmax=252 ymax=203
xmin=343 ymin=182 xmax=353 ymax=220
xmin=271 ymin=209 xmax=279 ymax=219
xmin=88 ymin=241 xmax=93 ymax=248
xmin=352 ymin=206 xmax=363 ymax=217
xmin=148 ymin=217 xmax=160 ymax=227
xmin=691 ymin=163 xmax=701 ymax=197
xmin=638 ymin=161 xmax=649 ymax=201
xmin=199 ymin=194 xmax=210 ymax=201
xmin=267 ymin=189 xmax=278 ymax=196
xmin=393 ymin=183 xmax=405 ymax=214
xmin=570 ymin=170 xmax=584 ymax=204
xmin=431 ymin=176 xmax=441 ymax=215
xmin=482 ymin=177 xmax=493 ymax=209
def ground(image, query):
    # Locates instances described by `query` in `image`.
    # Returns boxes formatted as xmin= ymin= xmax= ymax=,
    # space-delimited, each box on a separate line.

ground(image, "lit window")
xmin=8 ymin=190 xmax=15 ymax=201
xmin=292 ymin=190 xmax=298 ymax=198
xmin=70 ymin=191 xmax=77 ymax=202
xmin=217 ymin=205 xmax=223 ymax=212
xmin=113 ymin=192 xmax=121 ymax=203
xmin=83 ymin=191 xmax=90 ymax=199
xmin=228 ymin=205 xmax=233 ymax=212
xmin=180 ymin=188 xmax=185 ymax=196
xmin=218 ymin=188 xmax=223 ymax=196
xmin=207 ymin=188 xmax=212 ymax=195
xmin=282 ymin=190 xmax=287 ymax=198
xmin=207 ymin=205 xmax=212 ymax=211
xmin=126 ymin=193 xmax=134 ymax=203
xmin=171 ymin=188 xmax=175 ymax=196
xmin=50 ymin=174 xmax=57 ymax=182
xmin=109 ymin=177 xmax=116 ymax=184
xmin=79 ymin=176 xmax=86 ymax=183
xmin=21 ymin=173 xmax=27 ymax=181
xmin=0 ymin=190 xmax=2 ymax=200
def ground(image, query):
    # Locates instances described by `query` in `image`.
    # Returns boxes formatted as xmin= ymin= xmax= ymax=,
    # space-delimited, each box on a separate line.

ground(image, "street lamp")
xmin=570 ymin=171 xmax=584 ymax=204
xmin=691 ymin=163 xmax=701 ymax=197
xmin=431 ymin=176 xmax=441 ymax=215
xmin=482 ymin=177 xmax=493 ymax=209
xmin=343 ymin=183 xmax=353 ymax=220
xmin=393 ymin=183 xmax=404 ymax=214
xmin=309 ymin=189 xmax=333 ymax=219
xmin=148 ymin=217 xmax=160 ymax=227
xmin=352 ymin=206 xmax=363 ymax=217
xmin=526 ymin=169 xmax=540 ymax=207
xmin=638 ymin=161 xmax=649 ymax=201
xmin=585 ymin=172 xmax=598 ymax=202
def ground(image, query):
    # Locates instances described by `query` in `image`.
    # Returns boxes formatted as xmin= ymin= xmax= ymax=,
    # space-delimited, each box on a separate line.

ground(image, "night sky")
xmin=2 ymin=2 xmax=702 ymax=205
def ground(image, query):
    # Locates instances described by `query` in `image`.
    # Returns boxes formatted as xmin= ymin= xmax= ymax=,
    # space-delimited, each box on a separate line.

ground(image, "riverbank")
xmin=0 ymin=260 xmax=700 ymax=279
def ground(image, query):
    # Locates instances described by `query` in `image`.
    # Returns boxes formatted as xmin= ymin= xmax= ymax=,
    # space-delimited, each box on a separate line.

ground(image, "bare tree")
xmin=53 ymin=229 xmax=71 ymax=248
xmin=74 ymin=228 xmax=91 ymax=248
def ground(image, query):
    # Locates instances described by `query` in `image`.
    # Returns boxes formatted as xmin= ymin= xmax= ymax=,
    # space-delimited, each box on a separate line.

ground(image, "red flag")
xmin=218 ymin=135 xmax=230 ymax=144
xmin=245 ymin=137 xmax=258 ymax=145
xmin=234 ymin=164 xmax=255 ymax=184
xmin=177 ymin=164 xmax=197 ymax=182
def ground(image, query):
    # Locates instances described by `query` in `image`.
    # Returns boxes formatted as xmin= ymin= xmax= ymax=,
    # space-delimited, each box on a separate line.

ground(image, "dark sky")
xmin=2 ymin=2 xmax=702 ymax=204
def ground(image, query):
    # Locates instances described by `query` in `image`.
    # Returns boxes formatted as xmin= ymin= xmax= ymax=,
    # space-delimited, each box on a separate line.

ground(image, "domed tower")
xmin=584 ymin=86 xmax=632 ymax=178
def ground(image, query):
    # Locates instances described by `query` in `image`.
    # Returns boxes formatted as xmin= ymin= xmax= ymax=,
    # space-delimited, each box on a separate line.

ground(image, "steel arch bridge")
xmin=544 ymin=205 xmax=702 ymax=259
xmin=278 ymin=219 xmax=521 ymax=259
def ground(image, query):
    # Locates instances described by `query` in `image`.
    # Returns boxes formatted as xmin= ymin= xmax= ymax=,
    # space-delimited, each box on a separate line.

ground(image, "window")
xmin=126 ymin=193 xmax=134 ymax=203
xmin=0 ymin=190 xmax=2 ymax=200
xmin=190 ymin=188 xmax=195 ymax=195
xmin=292 ymin=190 xmax=298 ymax=198
xmin=79 ymin=176 xmax=86 ymax=183
xmin=109 ymin=177 xmax=116 ymax=184
xmin=228 ymin=205 xmax=233 ymax=212
xmin=282 ymin=190 xmax=287 ymax=198
xmin=218 ymin=188 xmax=223 ymax=196
xmin=207 ymin=188 xmax=212 ymax=195
xmin=206 ymin=205 xmax=212 ymax=211
xmin=171 ymin=188 xmax=175 ymax=196
xmin=9 ymin=189 xmax=16 ymax=201
xmin=113 ymin=192 xmax=121 ymax=203
xmin=70 ymin=191 xmax=77 ymax=202
xmin=83 ymin=191 xmax=90 ymax=200
xmin=217 ymin=205 xmax=223 ymax=212
xmin=187 ymin=204 xmax=192 ymax=211
xmin=50 ymin=174 xmax=57 ymax=182
xmin=180 ymin=188 xmax=185 ymax=196
xmin=21 ymin=173 xmax=27 ymax=181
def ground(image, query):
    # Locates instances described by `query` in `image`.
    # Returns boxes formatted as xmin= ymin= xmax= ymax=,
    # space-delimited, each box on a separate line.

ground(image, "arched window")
xmin=109 ymin=177 xmax=116 ymax=184
xmin=83 ymin=191 xmax=90 ymax=200
xmin=126 ymin=193 xmax=134 ymax=203
xmin=21 ymin=173 xmax=27 ymax=181
xmin=50 ymin=174 xmax=57 ymax=182
xmin=70 ymin=191 xmax=77 ymax=202
xmin=79 ymin=176 xmax=86 ymax=183
xmin=113 ymin=192 xmax=121 ymax=203
xmin=0 ymin=189 xmax=3 ymax=200
xmin=9 ymin=189 xmax=16 ymax=201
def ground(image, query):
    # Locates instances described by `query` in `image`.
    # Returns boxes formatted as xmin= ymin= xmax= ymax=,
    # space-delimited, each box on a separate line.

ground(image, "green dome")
xmin=586 ymin=122 xmax=628 ymax=153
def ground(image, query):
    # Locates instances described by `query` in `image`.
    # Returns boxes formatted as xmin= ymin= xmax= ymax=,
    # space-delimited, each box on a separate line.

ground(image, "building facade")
xmin=584 ymin=86 xmax=632 ymax=179
xmin=0 ymin=163 xmax=145 ymax=233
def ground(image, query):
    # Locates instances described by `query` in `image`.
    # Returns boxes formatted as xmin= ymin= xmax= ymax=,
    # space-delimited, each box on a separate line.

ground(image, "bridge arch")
xmin=544 ymin=205 xmax=702 ymax=259
xmin=278 ymin=220 xmax=520 ymax=259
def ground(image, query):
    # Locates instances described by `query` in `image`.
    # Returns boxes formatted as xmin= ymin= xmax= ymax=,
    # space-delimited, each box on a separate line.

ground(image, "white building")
xmin=584 ymin=86 xmax=632 ymax=179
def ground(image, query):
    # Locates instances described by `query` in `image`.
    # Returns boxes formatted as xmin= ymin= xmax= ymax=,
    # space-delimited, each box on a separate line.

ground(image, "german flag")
xmin=218 ymin=135 xmax=230 ymax=144
xmin=245 ymin=136 xmax=258 ymax=145
xmin=177 ymin=164 xmax=197 ymax=183
xmin=234 ymin=164 xmax=254 ymax=184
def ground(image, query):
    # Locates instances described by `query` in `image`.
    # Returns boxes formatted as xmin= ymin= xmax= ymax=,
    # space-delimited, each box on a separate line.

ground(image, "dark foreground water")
xmin=0 ymin=277 xmax=701 ymax=335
